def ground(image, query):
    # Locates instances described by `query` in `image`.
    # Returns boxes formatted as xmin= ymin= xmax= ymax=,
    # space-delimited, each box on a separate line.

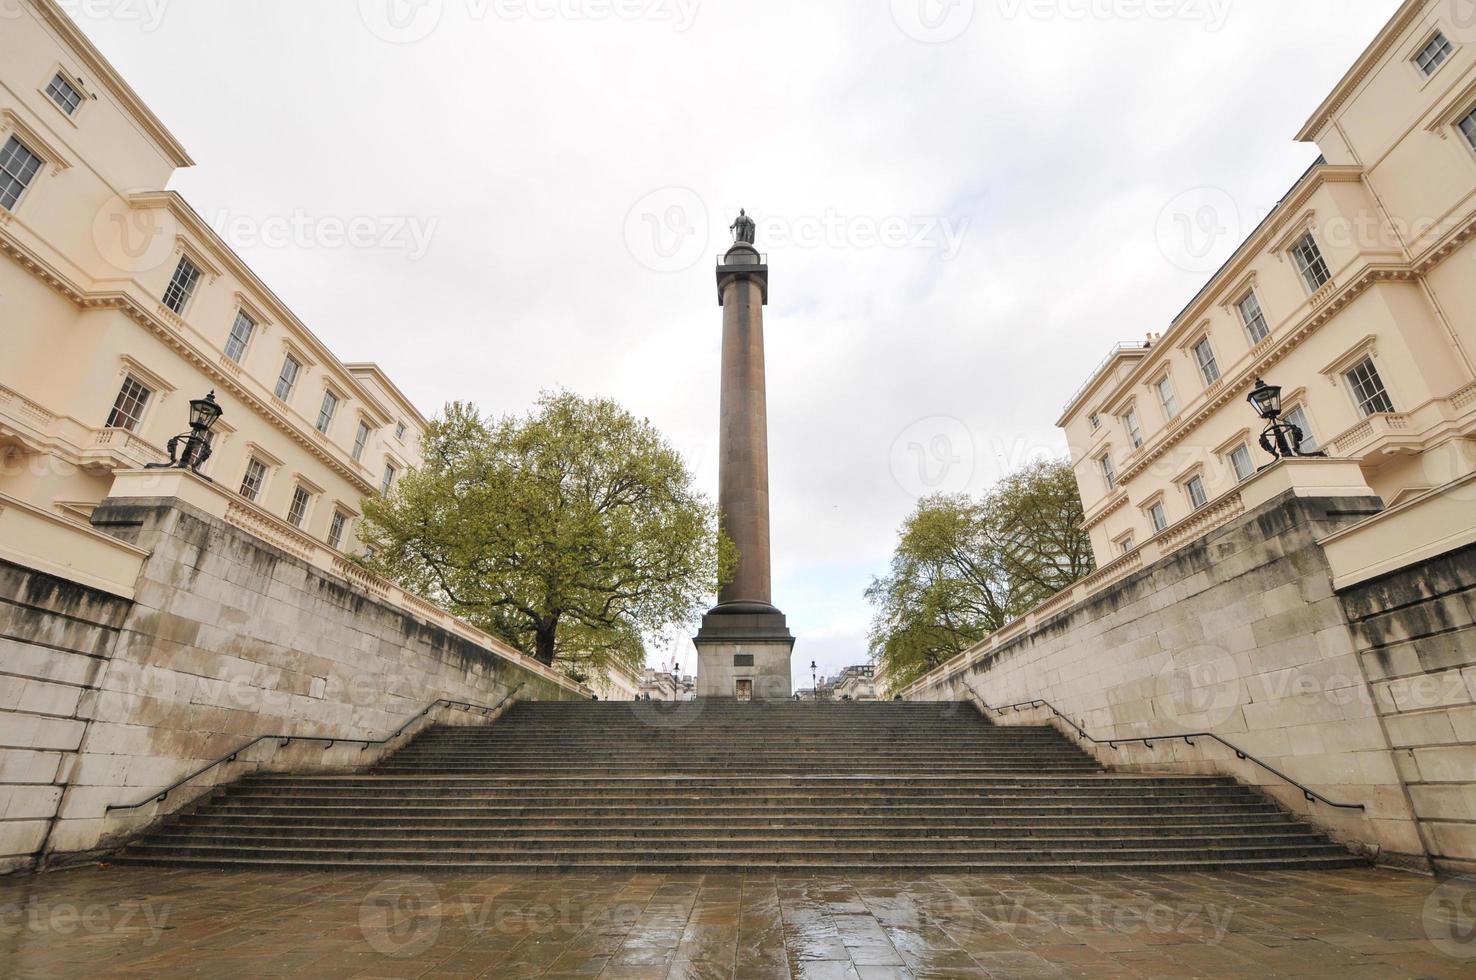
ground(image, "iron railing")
xmin=106 ymin=685 xmax=526 ymax=813
xmin=961 ymin=683 xmax=1365 ymax=811
xmin=1061 ymin=341 xmax=1151 ymax=416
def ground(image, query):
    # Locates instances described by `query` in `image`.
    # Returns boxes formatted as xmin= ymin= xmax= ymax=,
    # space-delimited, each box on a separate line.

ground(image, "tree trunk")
xmin=534 ymin=620 xmax=558 ymax=666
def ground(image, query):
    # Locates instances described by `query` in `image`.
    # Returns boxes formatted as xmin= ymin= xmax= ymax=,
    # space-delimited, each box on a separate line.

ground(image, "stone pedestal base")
xmin=694 ymin=602 xmax=795 ymax=699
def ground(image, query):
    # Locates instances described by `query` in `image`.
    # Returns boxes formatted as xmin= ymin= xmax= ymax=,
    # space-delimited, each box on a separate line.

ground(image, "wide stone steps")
xmin=165 ymin=817 xmax=1316 ymax=838
xmin=114 ymin=700 xmax=1366 ymax=874
xmin=230 ymin=773 xmax=1230 ymax=787
xmin=139 ymin=834 xmax=1339 ymax=857
xmin=186 ymin=803 xmax=1291 ymax=821
xmin=115 ymin=846 xmax=1364 ymax=875
xmin=207 ymin=786 xmax=1263 ymax=803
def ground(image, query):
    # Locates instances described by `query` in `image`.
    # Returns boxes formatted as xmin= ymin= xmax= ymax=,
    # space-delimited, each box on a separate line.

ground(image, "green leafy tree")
xmin=866 ymin=458 xmax=1095 ymax=687
xmin=359 ymin=392 xmax=730 ymax=679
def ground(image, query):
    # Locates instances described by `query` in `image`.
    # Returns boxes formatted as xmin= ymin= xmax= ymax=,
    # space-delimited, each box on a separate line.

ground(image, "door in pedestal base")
xmin=693 ymin=603 xmax=795 ymax=700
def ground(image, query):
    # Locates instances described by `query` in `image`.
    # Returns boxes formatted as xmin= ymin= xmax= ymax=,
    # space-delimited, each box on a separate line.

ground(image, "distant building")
xmin=638 ymin=669 xmax=680 ymax=701
xmin=832 ymin=665 xmax=878 ymax=701
xmin=581 ymin=660 xmax=641 ymax=702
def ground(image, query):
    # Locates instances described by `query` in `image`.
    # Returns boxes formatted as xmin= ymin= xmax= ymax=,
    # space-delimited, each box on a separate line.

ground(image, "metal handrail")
xmin=961 ymin=683 xmax=1365 ymax=811
xmin=106 ymin=685 xmax=527 ymax=812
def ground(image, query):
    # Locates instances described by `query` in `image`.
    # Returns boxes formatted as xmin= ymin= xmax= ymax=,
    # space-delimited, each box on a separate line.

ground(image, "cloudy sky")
xmin=75 ymin=0 xmax=1399 ymax=686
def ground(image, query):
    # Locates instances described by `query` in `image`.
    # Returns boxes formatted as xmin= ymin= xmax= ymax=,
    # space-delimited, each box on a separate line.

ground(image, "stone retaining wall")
xmin=905 ymin=491 xmax=1434 ymax=868
xmin=0 ymin=496 xmax=584 ymax=873
xmin=1339 ymin=542 xmax=1476 ymax=875
xmin=0 ymin=560 xmax=130 ymax=874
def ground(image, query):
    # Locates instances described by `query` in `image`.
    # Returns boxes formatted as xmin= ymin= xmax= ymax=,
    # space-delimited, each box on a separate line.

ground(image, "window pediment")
xmin=244 ymin=441 xmax=284 ymax=468
xmin=1317 ymin=335 xmax=1379 ymax=381
xmin=0 ymin=110 xmax=72 ymax=174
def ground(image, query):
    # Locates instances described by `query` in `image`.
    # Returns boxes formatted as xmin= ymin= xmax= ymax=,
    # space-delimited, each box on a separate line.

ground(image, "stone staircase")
xmin=114 ymin=700 xmax=1365 ymax=873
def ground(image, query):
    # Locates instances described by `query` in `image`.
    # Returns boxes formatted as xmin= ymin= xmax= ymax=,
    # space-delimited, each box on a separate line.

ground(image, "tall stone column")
xmin=694 ymin=236 xmax=795 ymax=699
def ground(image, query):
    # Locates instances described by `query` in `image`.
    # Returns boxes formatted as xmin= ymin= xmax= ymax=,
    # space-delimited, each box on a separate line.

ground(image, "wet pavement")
xmin=1 ymin=865 xmax=1473 ymax=978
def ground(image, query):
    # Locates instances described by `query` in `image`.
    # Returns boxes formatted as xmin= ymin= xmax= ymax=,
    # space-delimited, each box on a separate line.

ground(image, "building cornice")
xmin=28 ymin=0 xmax=193 ymax=167
xmin=127 ymin=191 xmax=400 ymax=425
xmin=1057 ymin=164 xmax=1361 ymax=429
xmin=1168 ymin=165 xmax=1365 ymax=335
xmin=1065 ymin=165 xmax=1384 ymax=432
xmin=0 ymin=228 xmax=377 ymax=496
xmin=1081 ymin=489 xmax=1129 ymax=533
xmin=1056 ymin=346 xmax=1150 ymax=427
xmin=1295 ymin=0 xmax=1429 ymax=143
xmin=344 ymin=362 xmax=429 ymax=428
xmin=1118 ymin=262 xmax=1418 ymax=486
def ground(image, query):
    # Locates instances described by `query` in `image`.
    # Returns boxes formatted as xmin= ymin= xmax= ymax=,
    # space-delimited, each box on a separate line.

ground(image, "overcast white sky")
xmin=74 ymin=0 xmax=1400 ymax=686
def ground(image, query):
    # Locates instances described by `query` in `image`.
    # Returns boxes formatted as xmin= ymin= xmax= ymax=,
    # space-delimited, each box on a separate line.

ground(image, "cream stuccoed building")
xmin=1 ymin=0 xmax=425 ymax=562
xmin=1061 ymin=0 xmax=1476 ymax=569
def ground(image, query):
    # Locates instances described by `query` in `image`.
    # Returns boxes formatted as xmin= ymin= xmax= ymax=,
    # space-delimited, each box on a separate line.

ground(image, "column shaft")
xmin=718 ymin=277 xmax=772 ymax=606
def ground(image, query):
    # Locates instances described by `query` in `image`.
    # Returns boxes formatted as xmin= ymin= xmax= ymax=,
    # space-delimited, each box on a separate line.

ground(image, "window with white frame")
xmin=1283 ymin=404 xmax=1319 ymax=452
xmin=1099 ymin=454 xmax=1117 ymax=491
xmin=315 ymin=390 xmax=339 ymax=434
xmin=1345 ymin=356 xmax=1395 ymax=417
xmin=224 ymin=310 xmax=256 ymax=363
xmin=1118 ymin=533 xmax=1135 ymax=556
xmin=1185 ymin=474 xmax=1209 ymax=509
xmin=1122 ymin=408 xmax=1144 ymax=449
xmin=105 ymin=376 xmax=152 ymax=432
xmin=275 ymin=354 xmax=301 ymax=402
xmin=162 ymin=256 xmax=201 ymax=314
xmin=1155 ymin=376 xmax=1179 ymax=419
xmin=327 ymin=511 xmax=349 ymax=550
xmin=45 ymin=72 xmax=84 ymax=115
xmin=287 ymin=485 xmax=312 ymax=528
xmin=239 ymin=457 xmax=268 ymax=502
xmin=0 ymin=137 xmax=43 ymax=211
xmin=1229 ymin=444 xmax=1256 ymax=483
xmin=381 ymin=462 xmax=398 ymax=494
xmin=1237 ymin=291 xmax=1270 ymax=343
xmin=1192 ymin=338 xmax=1220 ymax=384
xmin=1148 ymin=501 xmax=1169 ymax=534
xmin=1088 ymin=412 xmax=1101 ymax=431
xmin=1461 ymin=106 xmax=1476 ymax=150
xmin=394 ymin=421 xmax=407 ymax=441
xmin=1416 ymin=31 xmax=1454 ymax=76
xmin=1290 ymin=233 xmax=1332 ymax=292
xmin=352 ymin=420 xmax=371 ymax=462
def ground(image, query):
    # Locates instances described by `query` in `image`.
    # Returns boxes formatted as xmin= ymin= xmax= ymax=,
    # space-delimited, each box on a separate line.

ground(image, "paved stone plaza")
xmin=1 ymin=867 xmax=1472 ymax=978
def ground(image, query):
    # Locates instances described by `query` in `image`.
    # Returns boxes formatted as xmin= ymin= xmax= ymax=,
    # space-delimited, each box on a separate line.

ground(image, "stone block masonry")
xmin=0 ymin=560 xmax=131 ymax=874
xmin=0 ymin=495 xmax=584 ymax=874
xmin=906 ymin=489 xmax=1444 ymax=871
xmin=1340 ymin=542 xmax=1476 ymax=875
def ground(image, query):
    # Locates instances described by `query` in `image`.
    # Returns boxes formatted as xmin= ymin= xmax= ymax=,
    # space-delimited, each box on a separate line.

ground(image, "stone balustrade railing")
xmin=0 ymin=490 xmax=149 ymax=598
xmin=105 ymin=468 xmax=590 ymax=698
xmin=898 ymin=458 xmax=1380 ymax=699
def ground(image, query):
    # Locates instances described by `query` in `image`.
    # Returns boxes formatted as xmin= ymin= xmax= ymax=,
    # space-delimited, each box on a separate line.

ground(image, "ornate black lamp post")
xmin=146 ymin=391 xmax=224 ymax=476
xmin=810 ymin=660 xmax=817 ymax=698
xmin=1248 ymin=379 xmax=1325 ymax=462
